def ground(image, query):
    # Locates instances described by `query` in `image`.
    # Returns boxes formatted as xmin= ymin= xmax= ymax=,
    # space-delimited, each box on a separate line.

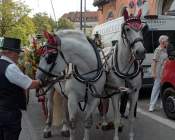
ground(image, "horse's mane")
xmin=56 ymin=30 xmax=86 ymax=40
xmin=55 ymin=29 xmax=92 ymax=51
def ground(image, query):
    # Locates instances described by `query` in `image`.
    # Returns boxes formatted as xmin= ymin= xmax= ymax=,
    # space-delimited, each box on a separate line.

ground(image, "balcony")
xmin=93 ymin=0 xmax=110 ymax=7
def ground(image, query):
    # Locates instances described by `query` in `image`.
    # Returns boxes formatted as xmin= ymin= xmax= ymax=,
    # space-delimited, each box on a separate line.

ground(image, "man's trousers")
xmin=0 ymin=109 xmax=22 ymax=140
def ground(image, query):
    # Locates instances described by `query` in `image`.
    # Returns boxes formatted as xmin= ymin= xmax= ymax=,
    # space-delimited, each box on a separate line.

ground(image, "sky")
xmin=21 ymin=0 xmax=97 ymax=20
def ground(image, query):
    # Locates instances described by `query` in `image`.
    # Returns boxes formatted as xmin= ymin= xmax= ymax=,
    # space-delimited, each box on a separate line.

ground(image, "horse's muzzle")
xmin=135 ymin=49 xmax=146 ymax=60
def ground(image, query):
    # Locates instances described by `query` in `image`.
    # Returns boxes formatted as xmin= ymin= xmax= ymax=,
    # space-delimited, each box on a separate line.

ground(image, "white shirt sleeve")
xmin=5 ymin=64 xmax=32 ymax=90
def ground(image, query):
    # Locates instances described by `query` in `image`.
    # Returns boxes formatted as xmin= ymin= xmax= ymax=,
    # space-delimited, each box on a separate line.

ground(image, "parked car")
xmin=161 ymin=45 xmax=175 ymax=120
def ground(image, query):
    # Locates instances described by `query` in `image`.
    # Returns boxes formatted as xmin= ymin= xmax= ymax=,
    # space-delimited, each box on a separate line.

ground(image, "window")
xmin=106 ymin=11 xmax=114 ymax=21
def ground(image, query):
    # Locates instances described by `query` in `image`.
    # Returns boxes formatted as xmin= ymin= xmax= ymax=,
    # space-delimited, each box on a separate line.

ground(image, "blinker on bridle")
xmin=37 ymin=43 xmax=68 ymax=77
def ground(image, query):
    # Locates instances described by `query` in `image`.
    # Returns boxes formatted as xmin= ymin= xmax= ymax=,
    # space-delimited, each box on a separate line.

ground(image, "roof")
xmin=61 ymin=11 xmax=98 ymax=22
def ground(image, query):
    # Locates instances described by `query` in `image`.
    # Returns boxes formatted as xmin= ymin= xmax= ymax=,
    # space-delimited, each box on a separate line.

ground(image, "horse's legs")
xmin=83 ymin=114 xmax=93 ymax=140
xmin=60 ymin=97 xmax=70 ymax=137
xmin=97 ymin=99 xmax=110 ymax=128
xmin=111 ymin=94 xmax=121 ymax=140
xmin=43 ymin=88 xmax=55 ymax=138
xmin=68 ymin=96 xmax=78 ymax=140
xmin=83 ymin=99 xmax=99 ymax=140
xmin=128 ymin=91 xmax=139 ymax=140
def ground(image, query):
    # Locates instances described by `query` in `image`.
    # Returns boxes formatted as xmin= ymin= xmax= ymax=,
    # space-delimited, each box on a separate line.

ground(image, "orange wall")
xmin=98 ymin=1 xmax=117 ymax=24
xmin=148 ymin=0 xmax=157 ymax=15
xmin=98 ymin=0 xmax=158 ymax=24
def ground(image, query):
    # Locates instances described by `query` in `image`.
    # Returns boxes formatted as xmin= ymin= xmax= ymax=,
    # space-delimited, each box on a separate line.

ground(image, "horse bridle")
xmin=112 ymin=22 xmax=145 ymax=80
xmin=37 ymin=44 xmax=69 ymax=98
xmin=38 ymin=44 xmax=69 ymax=78
xmin=121 ymin=23 xmax=144 ymax=50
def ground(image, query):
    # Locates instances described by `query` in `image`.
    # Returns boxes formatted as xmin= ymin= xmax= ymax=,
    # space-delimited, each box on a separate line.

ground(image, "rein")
xmin=73 ymin=38 xmax=104 ymax=83
xmin=73 ymin=38 xmax=114 ymax=111
xmin=36 ymin=74 xmax=71 ymax=98
xmin=38 ymin=66 xmax=58 ymax=77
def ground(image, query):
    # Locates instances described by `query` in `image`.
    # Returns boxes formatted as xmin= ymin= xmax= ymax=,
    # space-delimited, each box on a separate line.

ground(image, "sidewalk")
xmin=19 ymin=112 xmax=38 ymax=140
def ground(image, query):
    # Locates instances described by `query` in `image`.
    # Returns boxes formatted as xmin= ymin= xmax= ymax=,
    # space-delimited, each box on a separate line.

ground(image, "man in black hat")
xmin=0 ymin=37 xmax=42 ymax=140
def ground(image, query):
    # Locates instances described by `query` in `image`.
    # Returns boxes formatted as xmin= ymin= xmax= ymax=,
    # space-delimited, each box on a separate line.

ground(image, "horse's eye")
xmin=125 ymin=27 xmax=130 ymax=32
xmin=45 ymin=53 xmax=57 ymax=64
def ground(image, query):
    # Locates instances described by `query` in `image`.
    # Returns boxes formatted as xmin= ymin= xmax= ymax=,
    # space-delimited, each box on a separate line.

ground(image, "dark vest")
xmin=0 ymin=59 xmax=26 ymax=110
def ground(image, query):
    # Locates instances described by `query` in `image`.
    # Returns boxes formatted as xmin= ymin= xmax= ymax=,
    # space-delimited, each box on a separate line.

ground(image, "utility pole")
xmin=80 ymin=0 xmax=83 ymax=30
xmin=84 ymin=0 xmax=86 ymax=33
xmin=50 ymin=0 xmax=58 ymax=30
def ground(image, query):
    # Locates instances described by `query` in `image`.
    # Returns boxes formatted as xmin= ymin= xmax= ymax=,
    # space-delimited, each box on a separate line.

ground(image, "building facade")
xmin=62 ymin=11 xmax=98 ymax=35
xmin=93 ymin=0 xmax=174 ymax=24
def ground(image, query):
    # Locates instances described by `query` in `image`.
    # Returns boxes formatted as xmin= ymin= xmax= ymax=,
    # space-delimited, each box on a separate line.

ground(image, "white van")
xmin=92 ymin=15 xmax=175 ymax=88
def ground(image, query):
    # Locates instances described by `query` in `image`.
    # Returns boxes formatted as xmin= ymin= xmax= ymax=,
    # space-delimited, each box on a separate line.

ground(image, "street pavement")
xmin=19 ymin=90 xmax=175 ymax=140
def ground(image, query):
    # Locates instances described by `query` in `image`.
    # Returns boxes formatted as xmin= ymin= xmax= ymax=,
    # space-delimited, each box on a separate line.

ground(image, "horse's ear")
xmin=137 ymin=9 xmax=142 ymax=18
xmin=123 ymin=7 xmax=129 ymax=21
xmin=43 ymin=31 xmax=57 ymax=46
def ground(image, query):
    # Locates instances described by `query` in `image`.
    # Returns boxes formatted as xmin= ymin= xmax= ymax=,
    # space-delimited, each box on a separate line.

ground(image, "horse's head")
xmin=35 ymin=32 xmax=68 ymax=82
xmin=121 ymin=8 xmax=148 ymax=60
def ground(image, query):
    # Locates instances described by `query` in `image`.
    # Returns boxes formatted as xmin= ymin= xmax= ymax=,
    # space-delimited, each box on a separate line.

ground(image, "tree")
xmin=7 ymin=16 xmax=36 ymax=45
xmin=32 ymin=12 xmax=57 ymax=34
xmin=57 ymin=17 xmax=75 ymax=29
xmin=0 ymin=1 xmax=31 ymax=36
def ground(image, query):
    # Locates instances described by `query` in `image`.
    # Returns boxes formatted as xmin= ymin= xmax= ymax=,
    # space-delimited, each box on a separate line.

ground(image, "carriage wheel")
xmin=162 ymin=87 xmax=175 ymax=120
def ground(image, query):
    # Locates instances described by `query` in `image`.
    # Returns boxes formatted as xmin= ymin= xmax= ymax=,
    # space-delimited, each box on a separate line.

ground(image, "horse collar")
xmin=72 ymin=38 xmax=104 ymax=83
xmin=112 ymin=46 xmax=141 ymax=80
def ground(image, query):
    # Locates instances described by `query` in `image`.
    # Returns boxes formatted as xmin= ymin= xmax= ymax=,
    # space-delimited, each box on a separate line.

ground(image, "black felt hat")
xmin=0 ymin=37 xmax=23 ymax=53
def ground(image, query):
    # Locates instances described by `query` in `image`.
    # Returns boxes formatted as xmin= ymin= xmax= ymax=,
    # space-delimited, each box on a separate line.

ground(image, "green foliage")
xmin=7 ymin=16 xmax=36 ymax=45
xmin=32 ymin=12 xmax=57 ymax=34
xmin=0 ymin=1 xmax=31 ymax=36
xmin=57 ymin=17 xmax=75 ymax=29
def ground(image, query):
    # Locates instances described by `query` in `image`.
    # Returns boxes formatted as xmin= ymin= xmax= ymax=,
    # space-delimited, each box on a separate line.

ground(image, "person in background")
xmin=94 ymin=32 xmax=103 ymax=48
xmin=149 ymin=35 xmax=169 ymax=112
xmin=0 ymin=37 xmax=43 ymax=140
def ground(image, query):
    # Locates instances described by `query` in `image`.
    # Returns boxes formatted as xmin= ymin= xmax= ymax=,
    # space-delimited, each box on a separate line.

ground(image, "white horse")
xmin=35 ymin=30 xmax=107 ymax=140
xmin=103 ymin=9 xmax=147 ymax=140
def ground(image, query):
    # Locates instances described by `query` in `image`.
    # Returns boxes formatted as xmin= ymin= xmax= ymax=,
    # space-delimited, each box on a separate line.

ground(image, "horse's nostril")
xmin=136 ymin=50 xmax=139 ymax=55
xmin=136 ymin=48 xmax=145 ymax=55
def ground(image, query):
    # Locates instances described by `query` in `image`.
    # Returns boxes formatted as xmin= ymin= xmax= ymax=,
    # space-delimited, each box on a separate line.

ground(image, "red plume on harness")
xmin=36 ymin=31 xmax=58 ymax=56
xmin=43 ymin=31 xmax=58 ymax=46
xmin=36 ymin=47 xmax=57 ymax=56
xmin=137 ymin=9 xmax=142 ymax=18
xmin=123 ymin=8 xmax=143 ymax=30
xmin=123 ymin=7 xmax=129 ymax=21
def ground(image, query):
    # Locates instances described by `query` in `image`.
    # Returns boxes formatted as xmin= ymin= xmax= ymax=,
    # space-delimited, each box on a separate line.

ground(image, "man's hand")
xmin=39 ymin=79 xmax=48 ymax=87
xmin=29 ymin=79 xmax=47 ymax=89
